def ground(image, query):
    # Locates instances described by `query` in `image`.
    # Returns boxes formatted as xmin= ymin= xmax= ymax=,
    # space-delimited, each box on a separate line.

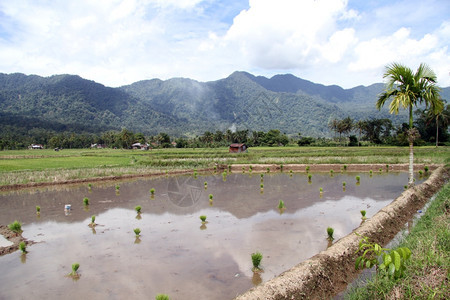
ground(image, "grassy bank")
xmin=346 ymin=182 xmax=450 ymax=299
xmin=1 ymin=146 xmax=449 ymax=186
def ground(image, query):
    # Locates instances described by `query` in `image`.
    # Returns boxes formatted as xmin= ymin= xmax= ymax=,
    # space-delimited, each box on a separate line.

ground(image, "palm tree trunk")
xmin=435 ymin=116 xmax=439 ymax=147
xmin=408 ymin=105 xmax=414 ymax=187
xmin=408 ymin=141 xmax=414 ymax=186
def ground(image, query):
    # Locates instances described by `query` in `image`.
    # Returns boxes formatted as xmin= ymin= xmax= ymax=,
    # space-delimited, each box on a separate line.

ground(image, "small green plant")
xmin=209 ymin=194 xmax=213 ymax=201
xmin=379 ymin=168 xmax=383 ymax=172
xmin=251 ymin=252 xmax=263 ymax=271
xmin=150 ymin=188 xmax=155 ymax=195
xmin=115 ymin=184 xmax=120 ymax=190
xmin=360 ymin=210 xmax=367 ymax=219
xmin=343 ymin=165 xmax=347 ymax=171
xmin=135 ymin=205 xmax=142 ymax=213
xmin=134 ymin=228 xmax=141 ymax=236
xmin=386 ymin=164 xmax=389 ymax=171
xmin=289 ymin=170 xmax=293 ymax=176
xmin=155 ymin=294 xmax=170 ymax=300
xmin=204 ymin=181 xmax=207 ymax=189
xmin=308 ymin=174 xmax=312 ymax=181
xmin=260 ymin=183 xmax=264 ymax=189
xmin=424 ymin=165 xmax=429 ymax=172
xmin=355 ymin=235 xmax=412 ymax=279
xmin=280 ymin=164 xmax=283 ymax=172
xmin=70 ymin=263 xmax=80 ymax=277
xmin=88 ymin=183 xmax=92 ymax=189
xmin=327 ymin=227 xmax=334 ymax=241
xmin=36 ymin=206 xmax=41 ymax=214
xmin=306 ymin=166 xmax=310 ymax=172
xmin=369 ymin=169 xmax=373 ymax=176
xmin=91 ymin=215 xmax=96 ymax=224
xmin=404 ymin=185 xmax=408 ymax=190
xmin=342 ymin=181 xmax=346 ymax=187
xmin=19 ymin=241 xmax=27 ymax=253
xmin=319 ymin=187 xmax=323 ymax=193
xmin=266 ymin=167 xmax=270 ymax=173
xmin=193 ymin=170 xmax=198 ymax=177
xmin=260 ymin=173 xmax=264 ymax=179
xmin=83 ymin=197 xmax=89 ymax=206
xmin=330 ymin=169 xmax=334 ymax=175
xmin=242 ymin=166 xmax=245 ymax=173
xmin=418 ymin=170 xmax=423 ymax=176
xmin=228 ymin=165 xmax=231 ymax=172
xmin=200 ymin=215 xmax=207 ymax=223
xmin=356 ymin=176 xmax=361 ymax=184
xmin=249 ymin=165 xmax=253 ymax=172
xmin=8 ymin=220 xmax=22 ymax=233
xmin=278 ymin=200 xmax=285 ymax=209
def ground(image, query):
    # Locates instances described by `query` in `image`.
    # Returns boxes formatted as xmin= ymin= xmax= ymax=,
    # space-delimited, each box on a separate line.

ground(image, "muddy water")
xmin=0 ymin=172 xmax=422 ymax=299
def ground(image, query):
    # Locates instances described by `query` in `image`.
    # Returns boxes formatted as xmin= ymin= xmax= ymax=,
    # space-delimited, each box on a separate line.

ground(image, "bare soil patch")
xmin=0 ymin=225 xmax=33 ymax=256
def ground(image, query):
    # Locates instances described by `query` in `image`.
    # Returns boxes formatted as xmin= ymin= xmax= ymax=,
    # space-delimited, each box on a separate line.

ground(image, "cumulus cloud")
xmin=0 ymin=0 xmax=449 ymax=88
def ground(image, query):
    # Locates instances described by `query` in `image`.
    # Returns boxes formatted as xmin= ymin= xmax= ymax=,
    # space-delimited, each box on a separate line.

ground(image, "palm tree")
xmin=425 ymin=101 xmax=448 ymax=147
xmin=376 ymin=62 xmax=442 ymax=186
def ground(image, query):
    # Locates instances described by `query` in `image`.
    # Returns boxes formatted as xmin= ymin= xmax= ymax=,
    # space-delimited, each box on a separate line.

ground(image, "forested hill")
xmin=2 ymin=71 xmax=447 ymax=138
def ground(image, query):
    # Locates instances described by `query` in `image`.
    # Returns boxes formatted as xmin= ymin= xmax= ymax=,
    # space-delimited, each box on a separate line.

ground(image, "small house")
xmin=229 ymin=143 xmax=247 ymax=153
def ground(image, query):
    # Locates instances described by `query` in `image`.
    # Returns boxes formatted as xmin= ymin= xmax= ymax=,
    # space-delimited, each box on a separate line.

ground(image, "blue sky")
xmin=0 ymin=0 xmax=449 ymax=88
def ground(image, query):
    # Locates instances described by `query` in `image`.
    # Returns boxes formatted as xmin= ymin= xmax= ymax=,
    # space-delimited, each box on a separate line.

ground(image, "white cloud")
xmin=0 ymin=0 xmax=449 ymax=88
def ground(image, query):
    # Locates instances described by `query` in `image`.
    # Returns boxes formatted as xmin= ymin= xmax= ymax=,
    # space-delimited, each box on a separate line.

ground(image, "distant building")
xmin=132 ymin=142 xmax=149 ymax=150
xmin=229 ymin=143 xmax=247 ymax=153
xmin=29 ymin=144 xmax=44 ymax=149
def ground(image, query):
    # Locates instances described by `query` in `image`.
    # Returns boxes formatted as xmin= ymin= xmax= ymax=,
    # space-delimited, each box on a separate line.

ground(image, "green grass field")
xmin=0 ymin=146 xmax=449 ymax=186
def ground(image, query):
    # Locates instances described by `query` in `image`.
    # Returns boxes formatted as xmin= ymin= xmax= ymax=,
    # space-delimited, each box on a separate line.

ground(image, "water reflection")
xmin=0 ymin=172 xmax=422 ymax=300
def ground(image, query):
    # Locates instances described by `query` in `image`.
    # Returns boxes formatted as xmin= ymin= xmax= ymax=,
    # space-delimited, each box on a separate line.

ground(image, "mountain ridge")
xmin=1 ymin=71 xmax=448 ymax=138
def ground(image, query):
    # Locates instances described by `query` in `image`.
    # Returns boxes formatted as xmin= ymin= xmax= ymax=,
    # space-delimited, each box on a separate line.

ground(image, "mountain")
xmin=3 ymin=71 xmax=446 ymax=138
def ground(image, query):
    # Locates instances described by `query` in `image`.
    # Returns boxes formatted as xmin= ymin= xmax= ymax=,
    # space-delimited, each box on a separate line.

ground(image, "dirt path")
xmin=234 ymin=165 xmax=449 ymax=300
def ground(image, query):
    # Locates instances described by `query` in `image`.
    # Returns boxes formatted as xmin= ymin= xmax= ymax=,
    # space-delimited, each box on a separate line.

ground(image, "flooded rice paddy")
xmin=0 ymin=171 xmax=423 ymax=299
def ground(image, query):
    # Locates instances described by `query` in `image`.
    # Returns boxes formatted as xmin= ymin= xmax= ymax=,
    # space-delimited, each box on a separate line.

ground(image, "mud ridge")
xmin=234 ymin=165 xmax=449 ymax=300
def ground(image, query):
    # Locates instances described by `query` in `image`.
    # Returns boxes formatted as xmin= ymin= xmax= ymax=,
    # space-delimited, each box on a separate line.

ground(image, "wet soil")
xmin=235 ymin=165 xmax=449 ymax=300
xmin=0 ymin=164 xmax=445 ymax=299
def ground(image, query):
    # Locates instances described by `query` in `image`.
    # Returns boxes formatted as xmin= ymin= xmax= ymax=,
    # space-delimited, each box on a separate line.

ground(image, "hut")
xmin=229 ymin=143 xmax=247 ymax=153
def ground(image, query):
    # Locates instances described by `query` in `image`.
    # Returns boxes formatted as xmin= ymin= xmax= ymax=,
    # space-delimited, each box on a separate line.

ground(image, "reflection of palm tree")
xmin=376 ymin=63 xmax=442 ymax=186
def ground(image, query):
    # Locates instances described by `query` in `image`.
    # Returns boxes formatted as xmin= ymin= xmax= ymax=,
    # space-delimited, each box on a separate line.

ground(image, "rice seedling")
xmin=386 ymin=164 xmax=389 ymax=171
xmin=69 ymin=263 xmax=80 ymax=277
xmin=278 ymin=200 xmax=285 ymax=209
xmin=424 ymin=165 xmax=429 ymax=172
xmin=193 ymin=169 xmax=198 ymax=178
xmin=19 ymin=241 xmax=27 ymax=253
xmin=404 ymin=185 xmax=408 ymax=190
xmin=280 ymin=164 xmax=283 ymax=172
xmin=343 ymin=165 xmax=348 ymax=171
xmin=330 ymin=169 xmax=334 ymax=175
xmin=204 ymin=181 xmax=207 ymax=189
xmin=266 ymin=167 xmax=270 ymax=173
xmin=319 ymin=187 xmax=323 ymax=193
xmin=8 ymin=220 xmax=22 ymax=233
xmin=379 ymin=168 xmax=383 ymax=172
xmin=251 ymin=252 xmax=263 ymax=271
xmin=306 ymin=166 xmax=310 ymax=172
xmin=249 ymin=165 xmax=253 ymax=172
xmin=228 ymin=165 xmax=231 ymax=172
xmin=418 ymin=170 xmax=423 ymax=176
xmin=83 ymin=197 xmax=89 ymax=206
xmin=36 ymin=206 xmax=40 ymax=214
xmin=289 ymin=169 xmax=293 ymax=176
xmin=209 ymin=194 xmax=213 ymax=201
xmin=135 ymin=205 xmax=142 ymax=213
xmin=200 ymin=215 xmax=207 ymax=223
xmin=134 ymin=228 xmax=141 ymax=236
xmin=115 ymin=184 xmax=120 ymax=191
xmin=150 ymin=188 xmax=155 ymax=195
xmin=88 ymin=183 xmax=92 ymax=190
xmin=242 ymin=166 xmax=246 ymax=173
xmin=91 ymin=215 xmax=96 ymax=224
xmin=155 ymin=294 xmax=170 ymax=300
xmin=356 ymin=176 xmax=361 ymax=184
xmin=308 ymin=174 xmax=312 ymax=181
xmin=327 ymin=227 xmax=334 ymax=241
xmin=360 ymin=210 xmax=367 ymax=220
xmin=369 ymin=169 xmax=373 ymax=176
xmin=260 ymin=183 xmax=264 ymax=189
xmin=342 ymin=181 xmax=346 ymax=187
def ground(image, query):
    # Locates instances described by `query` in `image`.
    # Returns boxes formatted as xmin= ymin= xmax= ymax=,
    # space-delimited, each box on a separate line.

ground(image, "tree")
xmin=376 ymin=62 xmax=442 ymax=186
